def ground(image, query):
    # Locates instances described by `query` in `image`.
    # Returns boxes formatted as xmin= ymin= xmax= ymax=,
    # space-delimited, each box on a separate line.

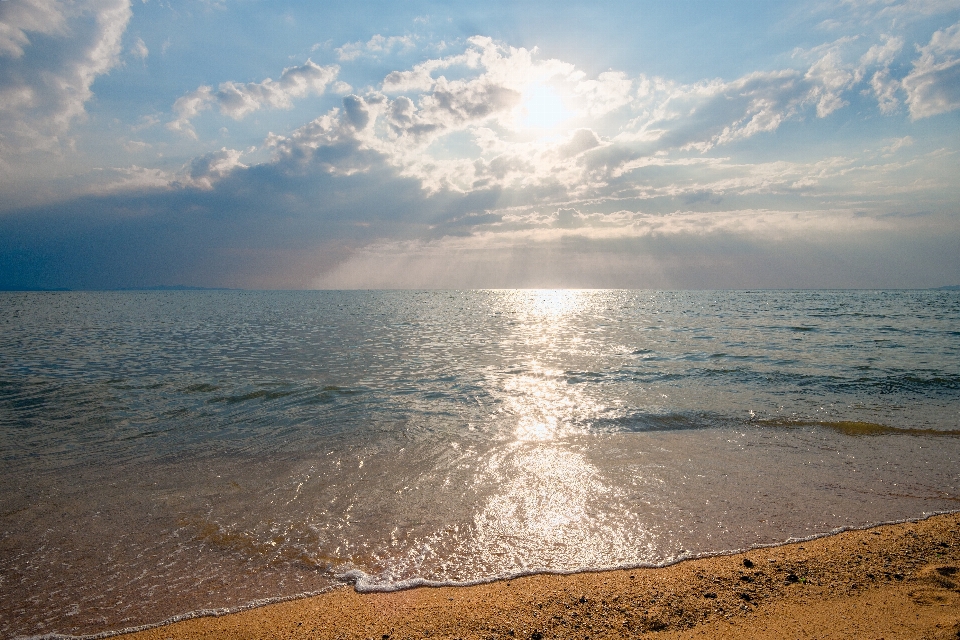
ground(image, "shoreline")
xmin=112 ymin=511 xmax=960 ymax=640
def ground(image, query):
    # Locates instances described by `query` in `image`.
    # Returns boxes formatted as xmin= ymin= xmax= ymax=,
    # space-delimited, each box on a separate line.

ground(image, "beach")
xmin=4 ymin=290 xmax=959 ymax=637
xmin=119 ymin=512 xmax=960 ymax=640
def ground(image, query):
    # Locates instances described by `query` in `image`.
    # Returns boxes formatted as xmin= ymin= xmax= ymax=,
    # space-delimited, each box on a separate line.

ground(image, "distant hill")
xmin=935 ymin=285 xmax=960 ymax=291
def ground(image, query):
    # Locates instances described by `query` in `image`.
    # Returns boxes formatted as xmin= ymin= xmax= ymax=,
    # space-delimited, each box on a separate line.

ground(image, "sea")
xmin=1 ymin=289 xmax=958 ymax=638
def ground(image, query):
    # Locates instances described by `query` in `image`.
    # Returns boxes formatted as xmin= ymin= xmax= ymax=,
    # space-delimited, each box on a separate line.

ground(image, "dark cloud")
xmin=0 ymin=142 xmax=502 ymax=290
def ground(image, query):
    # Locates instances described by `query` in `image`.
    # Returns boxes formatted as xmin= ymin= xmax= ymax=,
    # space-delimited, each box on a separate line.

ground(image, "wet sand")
xmin=122 ymin=512 xmax=960 ymax=640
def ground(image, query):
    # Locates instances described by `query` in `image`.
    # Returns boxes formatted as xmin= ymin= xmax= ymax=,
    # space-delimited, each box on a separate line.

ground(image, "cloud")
xmin=129 ymin=36 xmax=148 ymax=60
xmin=609 ymin=34 xmax=914 ymax=155
xmin=237 ymin=31 xmax=958 ymax=210
xmin=5 ymin=142 xmax=955 ymax=290
xmin=0 ymin=0 xmax=68 ymax=58
xmin=559 ymin=129 xmax=601 ymax=158
xmin=572 ymin=71 xmax=633 ymax=117
xmin=382 ymin=68 xmax=436 ymax=94
xmin=619 ymin=69 xmax=818 ymax=154
xmin=178 ymin=147 xmax=248 ymax=189
xmin=3 ymin=24 xmax=958 ymax=291
xmin=870 ymin=68 xmax=902 ymax=113
xmin=0 ymin=0 xmax=132 ymax=156
xmin=91 ymin=164 xmax=174 ymax=194
xmin=336 ymin=34 xmax=416 ymax=61
xmin=882 ymin=135 xmax=914 ymax=155
xmin=831 ymin=0 xmax=960 ymax=28
xmin=860 ymin=35 xmax=904 ymax=112
xmin=902 ymin=20 xmax=960 ymax=118
xmin=0 ymin=125 xmax=504 ymax=289
xmin=168 ymin=60 xmax=339 ymax=137
xmin=860 ymin=34 xmax=904 ymax=67
xmin=308 ymin=210 xmax=960 ymax=290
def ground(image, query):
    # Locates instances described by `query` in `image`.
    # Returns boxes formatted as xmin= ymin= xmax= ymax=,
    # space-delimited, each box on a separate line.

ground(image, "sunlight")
xmin=468 ymin=443 xmax=655 ymax=571
xmin=518 ymin=84 xmax=568 ymax=130
xmin=498 ymin=290 xmax=595 ymax=441
xmin=526 ymin=289 xmax=582 ymax=317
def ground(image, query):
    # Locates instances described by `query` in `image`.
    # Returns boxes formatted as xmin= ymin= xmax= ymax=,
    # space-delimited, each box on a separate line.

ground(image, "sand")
xmin=121 ymin=512 xmax=960 ymax=640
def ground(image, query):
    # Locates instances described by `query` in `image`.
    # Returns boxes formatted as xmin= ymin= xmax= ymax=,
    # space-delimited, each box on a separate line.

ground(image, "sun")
xmin=518 ymin=84 xmax=568 ymax=130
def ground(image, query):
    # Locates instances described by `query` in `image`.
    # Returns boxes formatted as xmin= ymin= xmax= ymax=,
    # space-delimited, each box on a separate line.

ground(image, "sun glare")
xmin=519 ymin=84 xmax=567 ymax=130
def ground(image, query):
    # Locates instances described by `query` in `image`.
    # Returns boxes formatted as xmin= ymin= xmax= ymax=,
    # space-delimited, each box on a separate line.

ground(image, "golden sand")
xmin=122 ymin=512 xmax=960 ymax=640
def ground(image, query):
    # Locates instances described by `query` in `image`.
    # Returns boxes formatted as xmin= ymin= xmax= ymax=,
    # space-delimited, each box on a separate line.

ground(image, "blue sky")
xmin=1 ymin=0 xmax=958 ymax=289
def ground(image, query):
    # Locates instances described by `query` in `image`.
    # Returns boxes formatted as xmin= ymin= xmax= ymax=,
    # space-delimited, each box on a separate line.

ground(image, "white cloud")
xmin=855 ymin=35 xmax=904 ymax=112
xmin=130 ymin=36 xmax=148 ymax=60
xmin=902 ymin=21 xmax=960 ymax=118
xmin=177 ymin=147 xmax=247 ymax=189
xmin=331 ymin=80 xmax=353 ymax=95
xmin=618 ymin=68 xmax=823 ymax=154
xmin=168 ymin=60 xmax=339 ymax=137
xmin=572 ymin=71 xmax=633 ymax=117
xmin=870 ymin=68 xmax=902 ymax=113
xmin=167 ymin=86 xmax=213 ymax=138
xmin=882 ymin=135 xmax=914 ymax=155
xmin=382 ymin=68 xmax=436 ymax=94
xmin=138 ymin=31 xmax=958 ymax=242
xmin=123 ymin=139 xmax=150 ymax=153
xmin=91 ymin=163 xmax=174 ymax=193
xmin=0 ymin=0 xmax=69 ymax=58
xmin=803 ymin=40 xmax=861 ymax=117
xmin=834 ymin=0 xmax=960 ymax=25
xmin=860 ymin=34 xmax=904 ymax=66
xmin=253 ymin=33 xmax=946 ymax=204
xmin=0 ymin=0 xmax=132 ymax=156
xmin=336 ymin=34 xmax=416 ymax=62
xmin=616 ymin=31 xmax=912 ymax=151
xmin=131 ymin=113 xmax=160 ymax=132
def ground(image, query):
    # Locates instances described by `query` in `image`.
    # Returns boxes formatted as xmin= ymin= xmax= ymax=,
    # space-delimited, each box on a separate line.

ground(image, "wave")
xmin=22 ymin=510 xmax=960 ymax=640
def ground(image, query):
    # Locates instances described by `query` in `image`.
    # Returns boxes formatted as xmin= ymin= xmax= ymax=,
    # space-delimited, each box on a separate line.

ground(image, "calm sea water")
xmin=1 ymin=290 xmax=959 ymax=638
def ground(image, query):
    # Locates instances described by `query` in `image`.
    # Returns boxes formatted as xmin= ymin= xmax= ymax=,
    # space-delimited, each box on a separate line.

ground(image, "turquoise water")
xmin=1 ymin=290 xmax=958 ymax=637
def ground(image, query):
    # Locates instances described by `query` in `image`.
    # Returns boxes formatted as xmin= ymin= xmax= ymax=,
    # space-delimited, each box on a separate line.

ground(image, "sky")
xmin=1 ymin=0 xmax=959 ymax=290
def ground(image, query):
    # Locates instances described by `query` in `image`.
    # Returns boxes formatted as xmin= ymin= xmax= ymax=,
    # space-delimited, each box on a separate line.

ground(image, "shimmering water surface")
xmin=1 ymin=290 xmax=959 ymax=638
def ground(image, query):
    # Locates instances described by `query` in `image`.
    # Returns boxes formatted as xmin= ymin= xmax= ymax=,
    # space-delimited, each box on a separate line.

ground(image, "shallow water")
xmin=1 ymin=290 xmax=958 ymax=637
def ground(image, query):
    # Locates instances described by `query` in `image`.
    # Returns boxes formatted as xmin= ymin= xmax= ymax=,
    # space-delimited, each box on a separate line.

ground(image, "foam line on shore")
xmin=21 ymin=509 xmax=960 ymax=640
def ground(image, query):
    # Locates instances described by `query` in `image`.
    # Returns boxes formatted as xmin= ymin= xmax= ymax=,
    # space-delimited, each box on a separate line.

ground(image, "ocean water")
xmin=1 ymin=289 xmax=958 ymax=638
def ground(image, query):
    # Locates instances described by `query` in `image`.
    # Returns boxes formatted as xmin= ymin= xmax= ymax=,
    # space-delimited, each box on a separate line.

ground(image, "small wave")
xmin=590 ymin=411 xmax=723 ymax=433
xmin=182 ymin=383 xmax=219 ymax=393
xmin=753 ymin=418 xmax=960 ymax=437
xmin=13 ymin=509 xmax=960 ymax=639
xmin=335 ymin=509 xmax=960 ymax=594
xmin=207 ymin=388 xmax=299 ymax=404
xmin=13 ymin=586 xmax=344 ymax=640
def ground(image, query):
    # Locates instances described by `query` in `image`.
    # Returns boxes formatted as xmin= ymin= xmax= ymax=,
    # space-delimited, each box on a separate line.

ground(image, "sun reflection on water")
xmin=470 ymin=443 xmax=654 ymax=571
xmin=500 ymin=290 xmax=603 ymax=441
xmin=504 ymin=365 xmax=603 ymax=441
xmin=470 ymin=289 xmax=652 ymax=569
xmin=515 ymin=288 xmax=588 ymax=319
